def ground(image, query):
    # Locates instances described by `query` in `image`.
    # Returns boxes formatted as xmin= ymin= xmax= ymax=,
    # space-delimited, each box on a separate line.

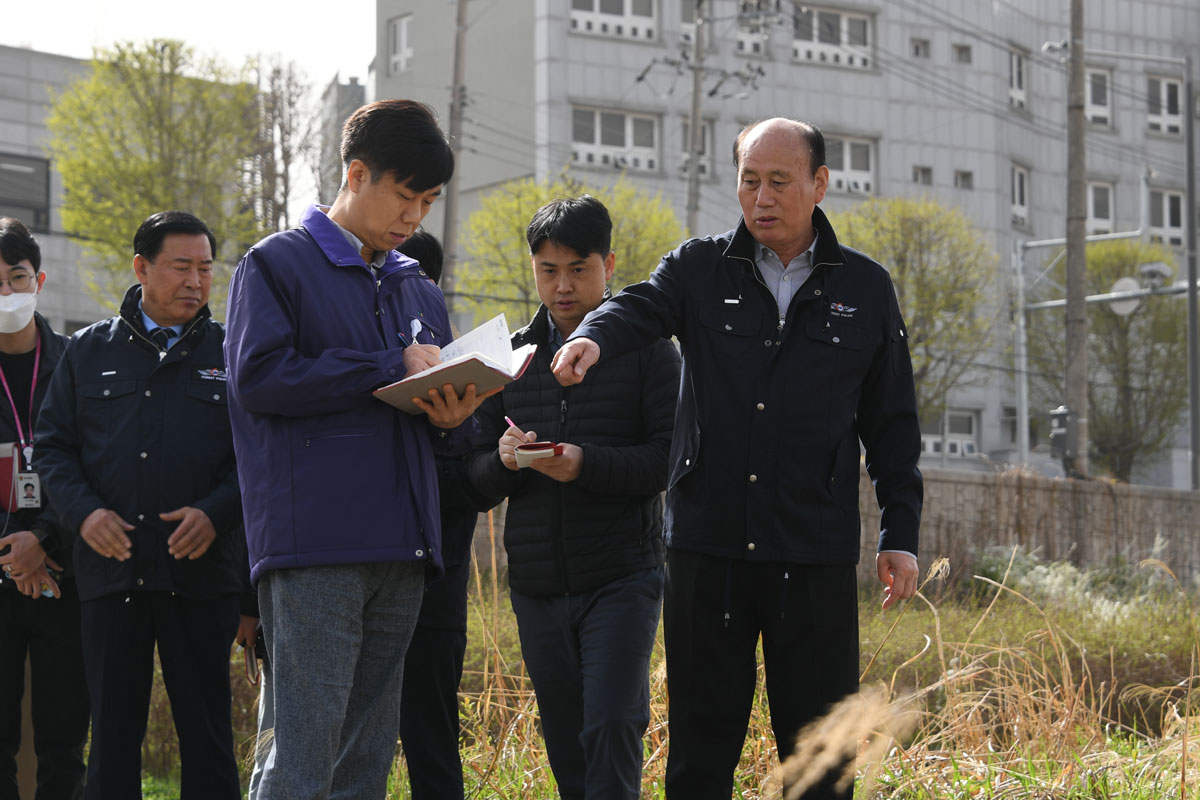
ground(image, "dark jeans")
xmin=399 ymin=559 xmax=471 ymax=800
xmin=510 ymin=567 xmax=663 ymax=800
xmin=0 ymin=582 xmax=89 ymax=800
xmin=80 ymin=591 xmax=240 ymax=800
xmin=663 ymin=549 xmax=859 ymax=800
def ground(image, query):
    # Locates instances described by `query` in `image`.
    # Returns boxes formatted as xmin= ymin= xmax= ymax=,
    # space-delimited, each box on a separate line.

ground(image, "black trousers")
xmin=663 ymin=549 xmax=859 ymax=800
xmin=510 ymin=567 xmax=663 ymax=800
xmin=398 ymin=558 xmax=471 ymax=800
xmin=79 ymin=591 xmax=240 ymax=800
xmin=0 ymin=583 xmax=89 ymax=800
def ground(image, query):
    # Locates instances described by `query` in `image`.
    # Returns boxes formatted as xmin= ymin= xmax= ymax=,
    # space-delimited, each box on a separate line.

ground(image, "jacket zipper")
xmin=121 ymin=315 xmax=205 ymax=361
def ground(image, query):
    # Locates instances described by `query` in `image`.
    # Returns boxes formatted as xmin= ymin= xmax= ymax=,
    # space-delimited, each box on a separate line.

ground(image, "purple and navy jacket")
xmin=225 ymin=204 xmax=470 ymax=583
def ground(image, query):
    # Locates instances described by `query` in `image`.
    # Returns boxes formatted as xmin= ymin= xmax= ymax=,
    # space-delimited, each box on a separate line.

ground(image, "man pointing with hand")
xmin=552 ymin=118 xmax=923 ymax=800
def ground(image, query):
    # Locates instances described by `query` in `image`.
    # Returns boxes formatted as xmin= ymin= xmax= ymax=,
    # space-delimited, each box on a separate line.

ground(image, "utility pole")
xmin=440 ymin=0 xmax=470 ymax=318
xmin=685 ymin=0 xmax=705 ymax=236
xmin=1184 ymin=55 xmax=1198 ymax=490
xmin=1063 ymin=0 xmax=1089 ymax=477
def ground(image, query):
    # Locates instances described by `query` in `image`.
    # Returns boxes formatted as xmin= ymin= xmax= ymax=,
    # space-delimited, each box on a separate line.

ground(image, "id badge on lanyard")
xmin=0 ymin=337 xmax=41 ymax=510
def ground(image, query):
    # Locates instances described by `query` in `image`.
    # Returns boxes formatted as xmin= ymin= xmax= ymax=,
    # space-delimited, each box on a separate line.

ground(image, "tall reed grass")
xmin=139 ymin=530 xmax=1198 ymax=799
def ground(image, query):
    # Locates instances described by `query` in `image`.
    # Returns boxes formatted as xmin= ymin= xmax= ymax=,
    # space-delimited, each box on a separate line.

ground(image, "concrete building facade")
xmin=371 ymin=0 xmax=1199 ymax=487
xmin=0 ymin=45 xmax=111 ymax=333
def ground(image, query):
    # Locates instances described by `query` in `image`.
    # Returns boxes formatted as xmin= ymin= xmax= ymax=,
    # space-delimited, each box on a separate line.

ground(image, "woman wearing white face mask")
xmin=0 ymin=216 xmax=88 ymax=800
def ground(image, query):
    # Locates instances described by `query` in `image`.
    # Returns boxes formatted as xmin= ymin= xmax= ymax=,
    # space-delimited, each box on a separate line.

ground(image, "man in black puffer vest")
xmin=468 ymin=196 xmax=680 ymax=800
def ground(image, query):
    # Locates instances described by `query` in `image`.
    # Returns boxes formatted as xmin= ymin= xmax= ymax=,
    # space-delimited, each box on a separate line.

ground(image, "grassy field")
xmin=137 ymin=543 xmax=1199 ymax=799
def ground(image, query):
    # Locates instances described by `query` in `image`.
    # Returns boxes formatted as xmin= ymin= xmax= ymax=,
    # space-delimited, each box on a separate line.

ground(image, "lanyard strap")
xmin=0 ymin=334 xmax=42 ymax=469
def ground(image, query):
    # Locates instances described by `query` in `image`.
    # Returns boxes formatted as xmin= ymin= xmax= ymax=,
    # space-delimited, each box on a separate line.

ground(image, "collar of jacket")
xmin=301 ymin=204 xmax=423 ymax=277
xmin=31 ymin=312 xmax=64 ymax=374
xmin=117 ymin=284 xmax=211 ymax=340
xmin=516 ymin=288 xmax=615 ymax=347
xmin=722 ymin=205 xmax=846 ymax=271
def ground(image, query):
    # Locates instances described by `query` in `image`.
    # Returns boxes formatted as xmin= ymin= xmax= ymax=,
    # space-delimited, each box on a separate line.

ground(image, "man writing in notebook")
xmin=552 ymin=119 xmax=923 ymax=800
xmin=469 ymin=196 xmax=680 ymax=799
xmin=225 ymin=99 xmax=491 ymax=800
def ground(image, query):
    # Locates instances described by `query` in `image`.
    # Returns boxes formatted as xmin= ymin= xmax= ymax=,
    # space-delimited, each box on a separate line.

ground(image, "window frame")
xmin=912 ymin=165 xmax=933 ymax=186
xmin=791 ymin=5 xmax=872 ymax=70
xmin=1086 ymin=181 xmax=1114 ymax=235
xmin=1149 ymin=188 xmax=1185 ymax=246
xmin=388 ymin=14 xmax=413 ymax=76
xmin=952 ymin=43 xmax=972 ymax=64
xmin=1009 ymin=49 xmax=1027 ymax=110
xmin=0 ymin=153 xmax=51 ymax=234
xmin=571 ymin=107 xmax=660 ymax=173
xmin=1085 ymin=67 xmax=1112 ymax=126
xmin=571 ymin=0 xmax=658 ymax=41
xmin=824 ymin=135 xmax=874 ymax=194
xmin=1147 ymin=75 xmax=1183 ymax=135
xmin=680 ymin=119 xmax=714 ymax=178
xmin=1011 ymin=163 xmax=1030 ymax=227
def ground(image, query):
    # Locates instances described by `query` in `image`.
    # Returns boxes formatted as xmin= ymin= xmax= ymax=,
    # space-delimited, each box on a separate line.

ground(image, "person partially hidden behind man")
xmin=35 ymin=211 xmax=244 ymax=799
xmin=552 ymin=119 xmax=923 ymax=799
xmin=469 ymin=195 xmax=681 ymax=799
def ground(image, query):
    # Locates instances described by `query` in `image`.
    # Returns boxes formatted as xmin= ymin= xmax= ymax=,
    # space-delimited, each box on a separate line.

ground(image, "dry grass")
xmin=134 ymin=534 xmax=1200 ymax=799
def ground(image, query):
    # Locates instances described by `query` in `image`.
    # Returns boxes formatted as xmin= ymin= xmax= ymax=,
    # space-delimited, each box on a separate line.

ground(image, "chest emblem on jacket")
xmin=197 ymin=368 xmax=227 ymax=382
xmin=830 ymin=302 xmax=858 ymax=318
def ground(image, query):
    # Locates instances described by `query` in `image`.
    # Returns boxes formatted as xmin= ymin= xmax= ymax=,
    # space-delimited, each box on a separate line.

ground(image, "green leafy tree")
xmin=829 ymin=197 xmax=1001 ymax=422
xmin=1026 ymin=239 xmax=1185 ymax=481
xmin=46 ymin=40 xmax=266 ymax=315
xmin=458 ymin=173 xmax=686 ymax=327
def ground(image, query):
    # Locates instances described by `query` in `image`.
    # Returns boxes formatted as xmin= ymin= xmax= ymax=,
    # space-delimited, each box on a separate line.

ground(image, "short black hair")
xmin=0 ymin=217 xmax=41 ymax=272
xmin=133 ymin=211 xmax=216 ymax=262
xmin=397 ymin=229 xmax=444 ymax=283
xmin=732 ymin=119 xmax=825 ymax=177
xmin=340 ymin=99 xmax=454 ymax=191
xmin=525 ymin=195 xmax=612 ymax=259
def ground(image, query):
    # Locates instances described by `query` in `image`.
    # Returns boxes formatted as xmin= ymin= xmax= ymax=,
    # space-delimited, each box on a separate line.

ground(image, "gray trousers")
xmin=255 ymin=562 xmax=424 ymax=800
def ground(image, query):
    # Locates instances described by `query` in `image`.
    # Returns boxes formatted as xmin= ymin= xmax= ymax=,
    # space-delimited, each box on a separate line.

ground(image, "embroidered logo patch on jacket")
xmin=830 ymin=302 xmax=858 ymax=318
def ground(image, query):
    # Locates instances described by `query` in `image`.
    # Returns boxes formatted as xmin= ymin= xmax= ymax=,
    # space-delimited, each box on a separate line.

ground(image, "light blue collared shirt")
xmin=139 ymin=302 xmax=183 ymax=350
xmin=754 ymin=234 xmax=818 ymax=320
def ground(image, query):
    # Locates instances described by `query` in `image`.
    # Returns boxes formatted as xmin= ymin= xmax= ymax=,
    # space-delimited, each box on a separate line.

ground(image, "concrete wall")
xmin=857 ymin=466 xmax=1200 ymax=585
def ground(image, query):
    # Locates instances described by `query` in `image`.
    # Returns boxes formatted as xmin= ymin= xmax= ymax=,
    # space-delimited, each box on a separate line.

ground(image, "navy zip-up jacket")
xmin=571 ymin=208 xmax=923 ymax=564
xmin=225 ymin=204 xmax=471 ymax=583
xmin=34 ymin=287 xmax=242 ymax=601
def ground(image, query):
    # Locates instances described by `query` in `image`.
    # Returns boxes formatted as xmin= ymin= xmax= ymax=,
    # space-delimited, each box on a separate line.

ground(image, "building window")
xmin=1001 ymin=405 xmax=1017 ymax=445
xmin=1147 ymin=76 xmax=1182 ymax=134
xmin=1150 ymin=189 xmax=1184 ymax=246
xmin=1008 ymin=49 xmax=1027 ymax=110
xmin=910 ymin=38 xmax=930 ymax=59
xmin=1085 ymin=68 xmax=1111 ymax=126
xmin=680 ymin=120 xmax=713 ymax=177
xmin=1087 ymin=181 xmax=1114 ymax=235
xmin=792 ymin=5 xmax=871 ymax=69
xmin=388 ymin=15 xmax=413 ymax=75
xmin=952 ymin=44 xmax=972 ymax=64
xmin=1011 ymin=164 xmax=1030 ymax=227
xmin=571 ymin=108 xmax=658 ymax=172
xmin=571 ymin=0 xmax=657 ymax=41
xmin=912 ymin=165 xmax=932 ymax=185
xmin=0 ymin=153 xmax=50 ymax=233
xmin=954 ymin=169 xmax=974 ymax=189
xmin=825 ymin=136 xmax=873 ymax=194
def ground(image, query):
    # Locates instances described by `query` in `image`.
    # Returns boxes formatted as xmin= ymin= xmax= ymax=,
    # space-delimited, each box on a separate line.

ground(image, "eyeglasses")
xmin=0 ymin=274 xmax=34 ymax=292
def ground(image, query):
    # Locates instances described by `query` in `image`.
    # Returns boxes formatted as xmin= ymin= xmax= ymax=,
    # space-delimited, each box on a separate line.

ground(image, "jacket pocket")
xmin=78 ymin=380 xmax=138 ymax=432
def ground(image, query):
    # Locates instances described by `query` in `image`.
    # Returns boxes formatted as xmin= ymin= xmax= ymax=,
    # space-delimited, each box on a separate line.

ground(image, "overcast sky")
xmin=4 ymin=0 xmax=374 ymax=90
